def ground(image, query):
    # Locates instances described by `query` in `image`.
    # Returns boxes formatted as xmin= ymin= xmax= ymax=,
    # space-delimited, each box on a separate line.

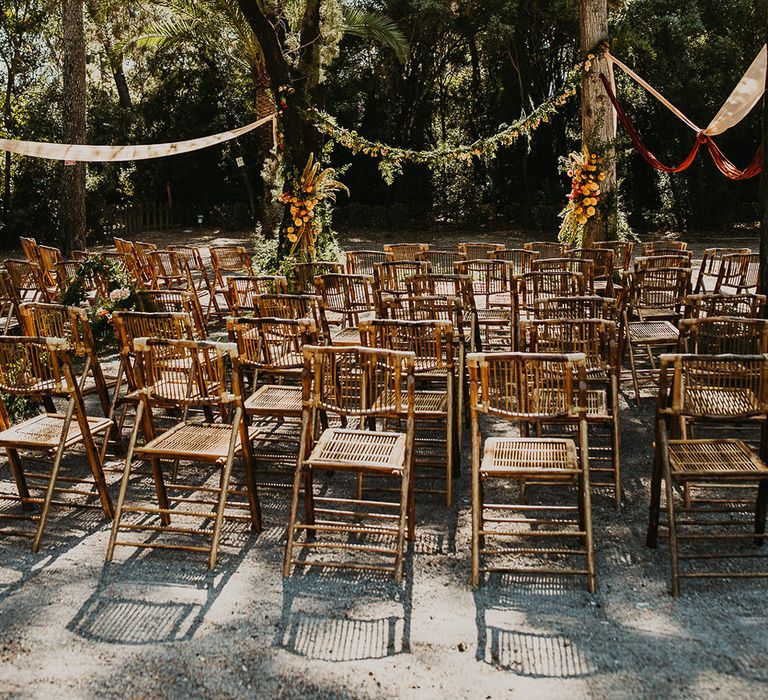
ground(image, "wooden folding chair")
xmin=569 ymin=248 xmax=615 ymax=295
xmin=5 ymin=259 xmax=49 ymax=314
xmin=314 ymin=273 xmax=376 ymax=345
xmin=533 ymin=295 xmax=618 ymax=322
xmin=714 ymin=252 xmax=760 ymax=294
xmin=491 ymin=248 xmax=538 ymax=276
xmin=373 ymin=261 xmax=430 ymax=298
xmin=533 ymin=257 xmax=595 ymax=293
xmin=677 ymin=317 xmax=768 ymax=355
xmin=520 ymin=319 xmax=622 ymax=509
xmin=596 ymin=240 xmax=633 ymax=273
xmin=468 ymin=351 xmax=595 ymax=591
xmin=383 ymin=243 xmax=429 ymax=261
xmin=457 ymin=243 xmax=505 ymax=261
xmin=634 ymin=254 xmax=692 ymax=271
xmin=283 ymin=345 xmax=416 ymax=581
xmin=683 ymin=292 xmax=766 ymax=320
xmin=346 ymin=250 xmax=392 ymax=275
xmin=167 ymin=244 xmax=221 ymax=320
xmin=0 ymin=270 xmax=17 ymax=332
xmin=515 ymin=270 xmax=586 ymax=323
xmin=20 ymin=237 xmax=41 ymax=266
xmin=361 ymin=319 xmax=456 ymax=506
xmin=210 ymin=245 xmax=255 ymax=289
xmin=648 ymin=353 xmax=768 ymax=595
xmin=694 ymin=247 xmax=752 ymax=293
xmin=0 ymin=336 xmax=113 ymax=550
xmin=106 ymin=338 xmax=260 ymax=568
xmin=226 ymin=275 xmax=289 ymax=316
xmin=641 ymin=240 xmax=688 ymax=256
xmin=523 ymin=241 xmax=568 ymax=258
xmin=137 ymin=289 xmax=208 ymax=339
xmin=620 ymin=267 xmax=691 ymax=404
xmin=37 ymin=245 xmax=63 ymax=290
xmin=145 ymin=250 xmax=194 ymax=290
xmin=291 ymin=261 xmax=343 ymax=294
xmin=415 ymin=249 xmax=465 ymax=274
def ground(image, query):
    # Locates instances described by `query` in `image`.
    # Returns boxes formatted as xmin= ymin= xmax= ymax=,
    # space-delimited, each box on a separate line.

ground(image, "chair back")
xmin=292 ymin=261 xmax=343 ymax=293
xmin=677 ymin=317 xmax=768 ymax=355
xmin=457 ymin=243 xmax=504 ymax=261
xmin=383 ymin=243 xmax=429 ymax=261
xmin=346 ymin=250 xmax=391 ymax=275
xmin=415 ymin=250 xmax=464 ymax=274
xmin=683 ymin=292 xmax=766 ymax=319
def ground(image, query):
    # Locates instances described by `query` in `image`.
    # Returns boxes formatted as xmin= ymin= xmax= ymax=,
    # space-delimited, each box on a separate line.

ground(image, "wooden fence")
xmin=105 ymin=202 xmax=173 ymax=236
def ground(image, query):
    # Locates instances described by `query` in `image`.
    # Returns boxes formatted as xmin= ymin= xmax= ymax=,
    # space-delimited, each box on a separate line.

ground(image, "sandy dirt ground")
xmin=1 ymin=227 xmax=766 ymax=700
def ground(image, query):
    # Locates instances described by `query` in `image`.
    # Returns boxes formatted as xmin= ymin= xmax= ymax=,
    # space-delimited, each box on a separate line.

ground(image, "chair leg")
xmin=646 ymin=422 xmax=667 ymax=548
xmin=664 ymin=464 xmax=681 ymax=597
xmin=754 ymin=479 xmax=768 ymax=546
xmin=628 ymin=339 xmax=641 ymax=405
xmin=579 ymin=421 xmax=596 ymax=594
xmin=106 ymin=401 xmax=144 ymax=562
xmin=5 ymin=447 xmax=31 ymax=508
xmin=283 ymin=463 xmax=305 ymax=577
xmin=470 ymin=414 xmax=482 ymax=588
xmin=208 ymin=413 xmax=242 ymax=569
xmin=32 ymin=401 xmax=76 ymax=552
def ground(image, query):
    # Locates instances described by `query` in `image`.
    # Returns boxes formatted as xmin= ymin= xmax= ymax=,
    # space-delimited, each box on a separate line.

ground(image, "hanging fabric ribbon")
xmin=0 ymin=113 xmax=277 ymax=162
xmin=599 ymin=74 xmax=762 ymax=180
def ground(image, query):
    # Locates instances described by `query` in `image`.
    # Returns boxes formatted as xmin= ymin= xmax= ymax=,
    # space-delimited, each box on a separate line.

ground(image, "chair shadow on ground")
xmin=275 ymin=549 xmax=414 ymax=662
xmin=67 ymin=519 xmax=255 ymax=645
xmin=473 ymin=573 xmax=597 ymax=678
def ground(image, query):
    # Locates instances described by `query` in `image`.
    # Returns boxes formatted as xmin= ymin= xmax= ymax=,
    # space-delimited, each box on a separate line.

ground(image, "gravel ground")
xmin=1 ymin=226 xmax=766 ymax=700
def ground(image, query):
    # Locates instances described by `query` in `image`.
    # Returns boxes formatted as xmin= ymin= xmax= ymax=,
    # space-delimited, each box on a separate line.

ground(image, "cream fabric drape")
xmin=0 ymin=114 xmax=276 ymax=162
xmin=607 ymin=45 xmax=766 ymax=136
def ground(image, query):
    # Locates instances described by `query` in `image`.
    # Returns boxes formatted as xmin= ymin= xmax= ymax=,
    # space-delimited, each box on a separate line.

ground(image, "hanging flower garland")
xmin=558 ymin=145 xmax=606 ymax=246
xmin=307 ymin=58 xmax=590 ymax=184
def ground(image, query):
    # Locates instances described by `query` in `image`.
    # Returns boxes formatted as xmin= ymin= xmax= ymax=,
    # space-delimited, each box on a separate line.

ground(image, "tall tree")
xmin=579 ymin=0 xmax=616 ymax=243
xmin=61 ymin=0 xmax=87 ymax=253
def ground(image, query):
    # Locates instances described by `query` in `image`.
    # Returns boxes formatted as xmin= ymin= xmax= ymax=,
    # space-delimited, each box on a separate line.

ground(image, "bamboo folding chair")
xmin=210 ymin=245 xmax=255 ymax=291
xmin=361 ymin=319 xmax=456 ymax=506
xmin=20 ymin=237 xmax=41 ymax=266
xmin=458 ymin=243 xmax=505 ymax=261
xmin=346 ymin=250 xmax=392 ymax=275
xmin=533 ymin=257 xmax=595 ymax=294
xmin=5 ymin=259 xmax=50 ymax=313
xmin=226 ymin=275 xmax=289 ymax=315
xmin=0 ymin=336 xmax=114 ymax=550
xmin=569 ymin=248 xmax=615 ymax=295
xmin=113 ymin=238 xmax=148 ymax=287
xmin=596 ymin=241 xmax=634 ymax=273
xmin=0 ymin=270 xmax=17 ymax=332
xmin=109 ymin=311 xmax=195 ymax=440
xmin=291 ymin=261 xmax=343 ymax=294
xmin=145 ymin=250 xmax=194 ymax=290
xmin=454 ymin=259 xmax=512 ymax=310
xmin=515 ymin=270 xmax=586 ymax=322
xmin=37 ymin=245 xmax=63 ymax=290
xmin=229 ymin=317 xmax=318 ymax=488
xmin=491 ymin=248 xmax=538 ymax=276
xmin=523 ymin=241 xmax=568 ymax=258
xmin=383 ymin=243 xmax=429 ymax=261
xmin=137 ymin=289 xmax=208 ymax=339
xmin=520 ymin=319 xmax=622 ymax=509
xmin=694 ymin=247 xmax=752 ymax=293
xmin=106 ymin=338 xmax=260 ymax=569
xmin=533 ymin=295 xmax=618 ymax=322
xmin=283 ymin=345 xmax=416 ymax=581
xmin=373 ymin=260 xmax=430 ymax=298
xmin=314 ymin=273 xmax=376 ymax=345
xmin=677 ymin=317 xmax=768 ymax=355
xmin=412 ymin=249 xmax=461 ymax=274
xmin=683 ymin=292 xmax=766 ymax=320
xmin=620 ymin=266 xmax=691 ymax=403
xmin=714 ymin=252 xmax=760 ymax=294
xmin=641 ymin=240 xmax=688 ymax=256
xmin=252 ymin=293 xmax=319 ymax=322
xmin=634 ymin=254 xmax=692 ymax=272
xmin=167 ymin=244 xmax=221 ymax=320
xmin=53 ymin=260 xmax=88 ymax=301
xmin=468 ymin=351 xmax=595 ymax=591
xmin=648 ymin=353 xmax=768 ymax=595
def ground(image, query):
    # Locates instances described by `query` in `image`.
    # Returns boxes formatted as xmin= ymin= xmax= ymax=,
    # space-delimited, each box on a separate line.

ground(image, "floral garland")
xmin=308 ymin=58 xmax=590 ymax=184
xmin=558 ymin=145 xmax=606 ymax=246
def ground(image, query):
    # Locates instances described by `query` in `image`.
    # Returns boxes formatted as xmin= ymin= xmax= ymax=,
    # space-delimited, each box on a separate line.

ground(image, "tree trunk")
xmin=760 ymin=15 xmax=768 ymax=312
xmin=61 ymin=0 xmax=87 ymax=253
xmin=2 ymin=58 xmax=15 ymax=222
xmin=579 ymin=0 xmax=616 ymax=244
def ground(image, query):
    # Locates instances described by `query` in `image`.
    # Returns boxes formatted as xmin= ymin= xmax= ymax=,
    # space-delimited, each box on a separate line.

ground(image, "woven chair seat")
xmin=245 ymin=384 xmax=303 ymax=414
xmin=330 ymin=326 xmax=361 ymax=345
xmin=137 ymin=422 xmax=241 ymax=462
xmin=480 ymin=437 xmax=579 ymax=476
xmin=667 ymin=439 xmax=768 ymax=479
xmin=627 ymin=320 xmax=679 ymax=343
xmin=269 ymin=351 xmax=303 ymax=369
xmin=0 ymin=412 xmax=112 ymax=450
xmin=475 ymin=308 xmax=512 ymax=321
xmin=306 ymin=428 xmax=407 ymax=472
xmin=637 ymin=308 xmax=678 ymax=321
xmin=373 ymin=389 xmax=447 ymax=414
xmin=534 ymin=388 xmax=608 ymax=417
xmin=684 ymin=386 xmax=761 ymax=416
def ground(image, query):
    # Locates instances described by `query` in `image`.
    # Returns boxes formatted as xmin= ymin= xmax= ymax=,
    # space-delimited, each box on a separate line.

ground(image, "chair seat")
xmin=667 ymin=439 xmax=768 ymax=479
xmin=627 ymin=320 xmax=679 ymax=343
xmin=683 ymin=386 xmax=760 ymax=416
xmin=0 ymin=413 xmax=112 ymax=450
xmin=373 ymin=390 xmax=448 ymax=415
xmin=534 ymin=388 xmax=608 ymax=417
xmin=330 ymin=326 xmax=361 ymax=345
xmin=306 ymin=428 xmax=407 ymax=472
xmin=137 ymin=422 xmax=241 ymax=462
xmin=481 ymin=437 xmax=580 ymax=476
xmin=245 ymin=385 xmax=303 ymax=414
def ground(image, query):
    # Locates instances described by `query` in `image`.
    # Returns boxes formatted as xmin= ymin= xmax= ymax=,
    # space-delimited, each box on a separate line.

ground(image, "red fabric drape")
xmin=599 ymin=73 xmax=763 ymax=180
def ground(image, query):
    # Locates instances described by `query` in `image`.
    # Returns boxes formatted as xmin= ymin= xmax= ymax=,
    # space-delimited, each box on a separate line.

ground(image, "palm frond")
xmin=341 ymin=7 xmax=409 ymax=63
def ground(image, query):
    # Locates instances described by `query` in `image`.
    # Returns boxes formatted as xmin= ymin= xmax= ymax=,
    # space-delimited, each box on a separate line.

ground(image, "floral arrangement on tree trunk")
xmin=558 ymin=146 xmax=606 ymax=246
xmin=279 ymin=153 xmax=348 ymax=260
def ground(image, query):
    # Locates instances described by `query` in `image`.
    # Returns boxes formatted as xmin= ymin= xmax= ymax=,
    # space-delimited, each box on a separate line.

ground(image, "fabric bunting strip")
xmin=0 ymin=113 xmax=276 ymax=162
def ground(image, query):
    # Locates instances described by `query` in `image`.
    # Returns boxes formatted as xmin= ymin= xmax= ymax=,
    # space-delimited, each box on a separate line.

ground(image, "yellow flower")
xmin=294 ymin=219 xmax=302 ymax=227
xmin=578 ymin=216 xmax=588 ymax=225
xmin=287 ymin=226 xmax=295 ymax=234
xmin=587 ymin=206 xmax=596 ymax=217
xmin=287 ymin=232 xmax=298 ymax=243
